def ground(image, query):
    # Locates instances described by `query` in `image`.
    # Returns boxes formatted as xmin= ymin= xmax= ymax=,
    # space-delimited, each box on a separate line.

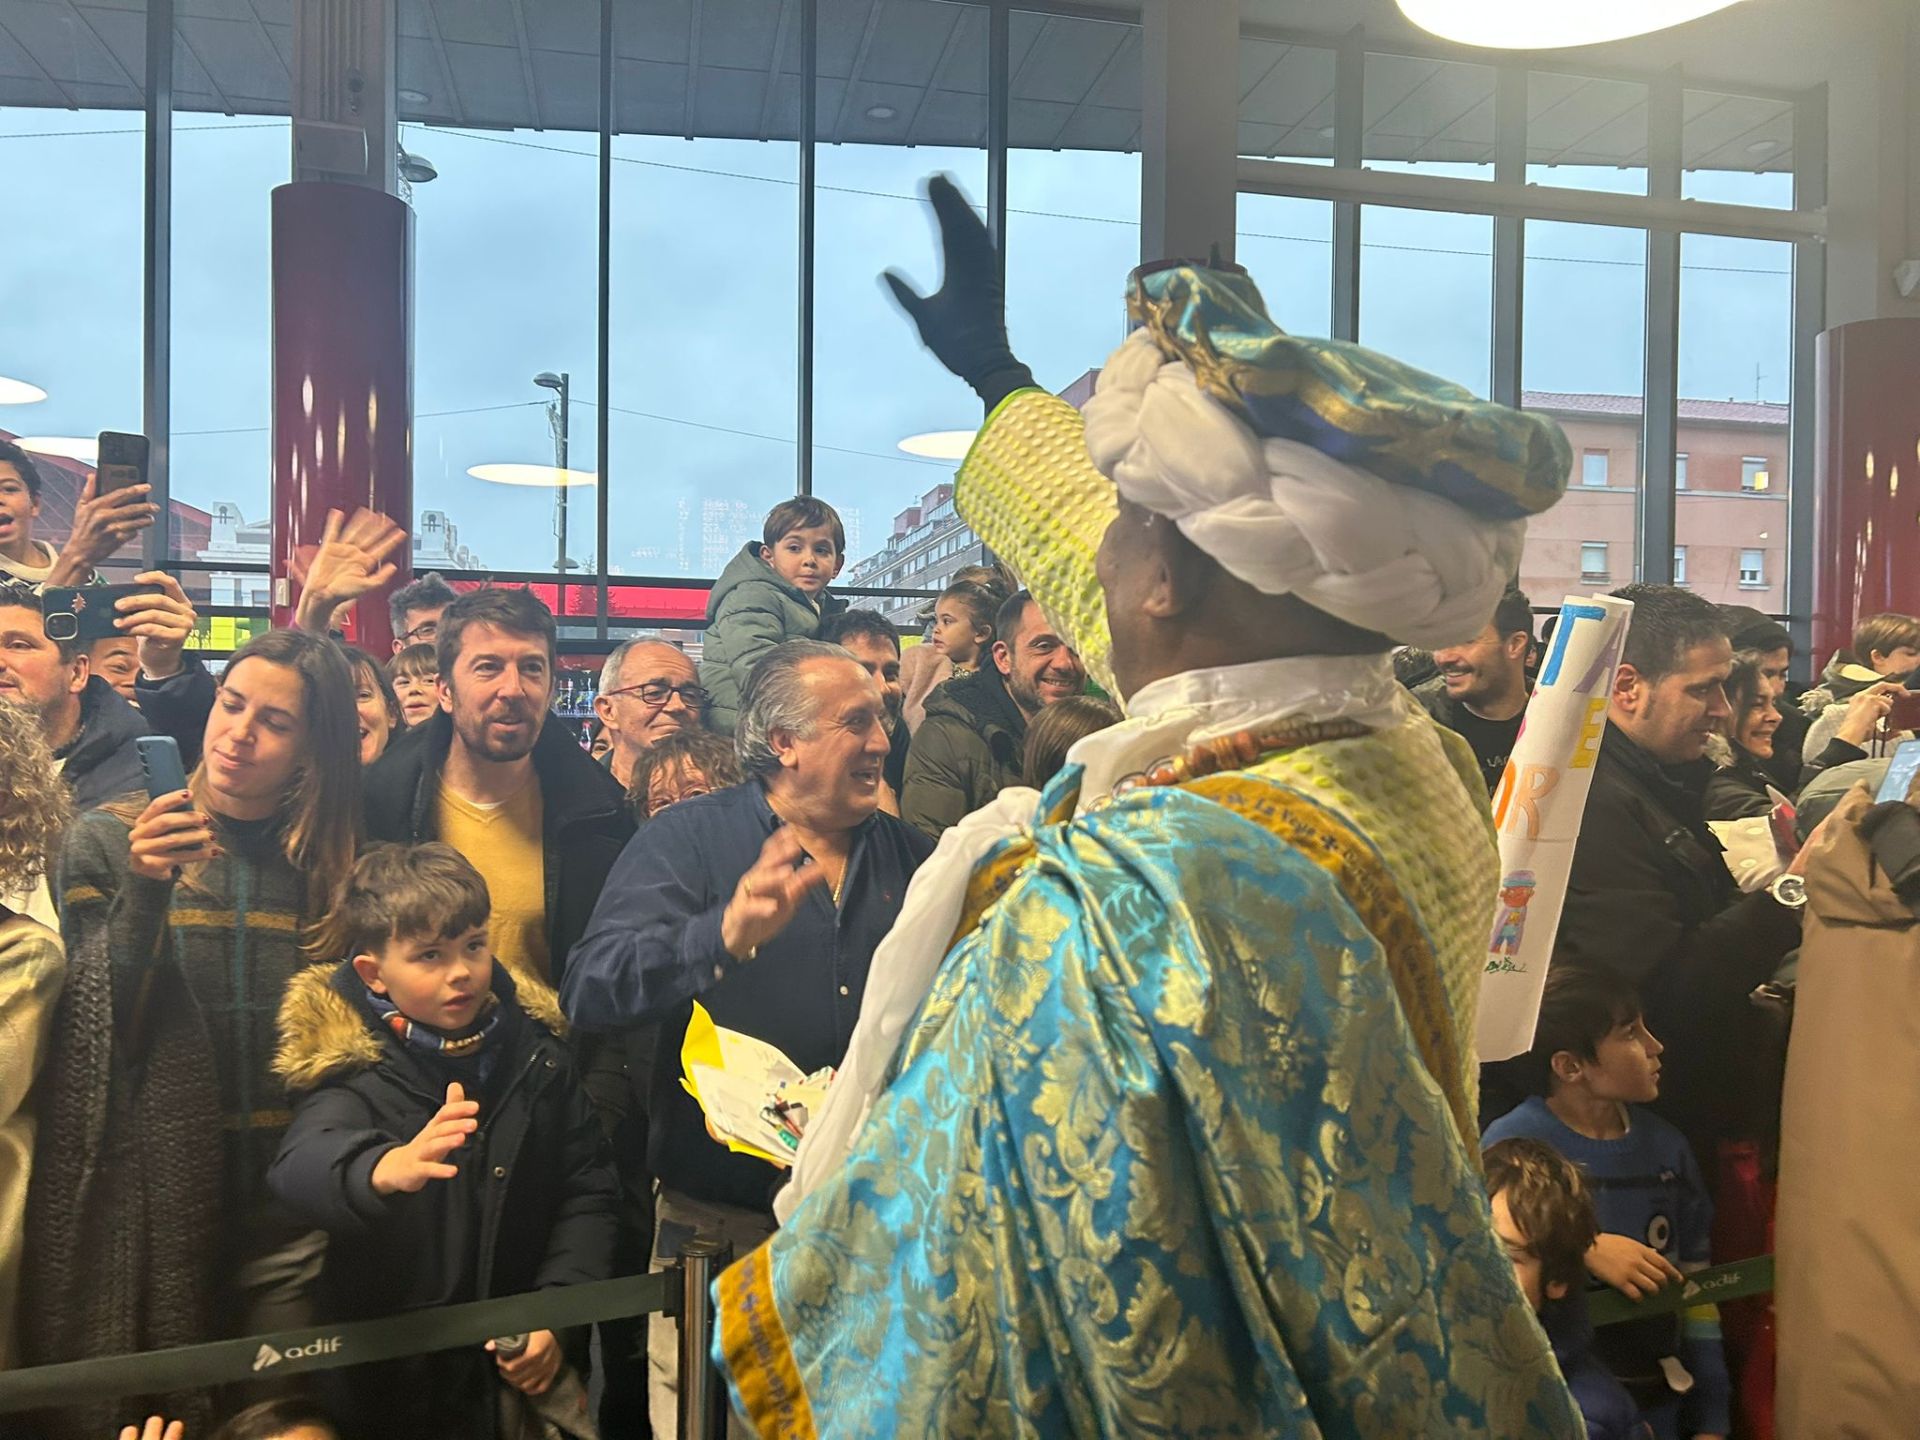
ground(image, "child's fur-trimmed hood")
xmin=273 ymin=956 xmax=568 ymax=1094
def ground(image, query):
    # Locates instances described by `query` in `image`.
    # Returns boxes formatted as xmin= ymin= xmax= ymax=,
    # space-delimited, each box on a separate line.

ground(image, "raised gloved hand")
xmin=883 ymin=174 xmax=1036 ymax=412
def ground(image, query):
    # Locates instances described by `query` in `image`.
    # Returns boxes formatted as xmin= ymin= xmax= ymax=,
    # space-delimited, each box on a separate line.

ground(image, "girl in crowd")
xmin=386 ymin=641 xmax=440 ymax=729
xmin=1022 ymin=694 xmax=1122 ymax=790
xmin=0 ymin=700 xmax=70 ymax=1370
xmin=901 ymin=563 xmax=1015 ymax=734
xmin=24 ymin=629 xmax=362 ymax=1413
xmin=626 ymin=726 xmax=743 ymax=821
xmin=925 ymin=581 xmax=998 ymax=676
xmin=343 ymin=644 xmax=400 ymax=765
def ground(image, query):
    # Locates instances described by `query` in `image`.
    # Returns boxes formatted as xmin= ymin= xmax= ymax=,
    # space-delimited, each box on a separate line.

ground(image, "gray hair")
xmin=388 ymin=571 xmax=459 ymax=636
xmin=737 ymin=639 xmax=856 ymax=777
xmin=599 ymin=636 xmax=693 ymax=697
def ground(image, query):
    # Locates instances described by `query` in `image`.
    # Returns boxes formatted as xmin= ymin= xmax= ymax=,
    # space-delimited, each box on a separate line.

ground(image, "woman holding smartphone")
xmin=23 ymin=629 xmax=360 ymax=1411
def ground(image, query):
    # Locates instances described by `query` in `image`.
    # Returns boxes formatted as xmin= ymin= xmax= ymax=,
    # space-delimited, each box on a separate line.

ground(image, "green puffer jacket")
xmin=900 ymin=665 xmax=1030 ymax=839
xmin=702 ymin=543 xmax=844 ymax=736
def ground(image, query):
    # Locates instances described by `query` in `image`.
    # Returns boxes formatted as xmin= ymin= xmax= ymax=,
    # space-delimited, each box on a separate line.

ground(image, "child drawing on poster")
xmin=1487 ymin=870 xmax=1537 ymax=969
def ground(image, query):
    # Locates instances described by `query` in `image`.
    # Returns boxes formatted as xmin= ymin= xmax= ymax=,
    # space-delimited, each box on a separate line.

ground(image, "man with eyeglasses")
xmin=594 ymin=638 xmax=709 ymax=789
xmin=388 ymin=570 xmax=459 ymax=654
xmin=563 ymin=639 xmax=934 ymax=1438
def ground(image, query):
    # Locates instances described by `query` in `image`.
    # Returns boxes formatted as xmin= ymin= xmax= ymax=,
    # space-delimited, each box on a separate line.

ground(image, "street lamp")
xmin=534 ymin=371 xmax=570 ymax=575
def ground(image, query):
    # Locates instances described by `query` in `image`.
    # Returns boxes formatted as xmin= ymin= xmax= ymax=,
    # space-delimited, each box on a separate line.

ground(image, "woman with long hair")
xmin=23 ymin=629 xmax=361 ymax=1427
xmin=0 ymin=700 xmax=71 ymax=1370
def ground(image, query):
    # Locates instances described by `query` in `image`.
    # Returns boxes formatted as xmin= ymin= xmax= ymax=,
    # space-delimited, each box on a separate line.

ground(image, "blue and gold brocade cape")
xmin=715 ymin=762 xmax=1582 ymax=1438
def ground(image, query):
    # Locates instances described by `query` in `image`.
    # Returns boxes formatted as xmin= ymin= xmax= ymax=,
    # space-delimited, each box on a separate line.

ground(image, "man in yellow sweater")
xmin=360 ymin=584 xmax=644 ymax=1435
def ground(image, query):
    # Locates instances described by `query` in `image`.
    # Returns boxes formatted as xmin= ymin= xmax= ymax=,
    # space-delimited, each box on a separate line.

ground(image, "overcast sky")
xmin=1 ymin=107 xmax=1792 ymax=577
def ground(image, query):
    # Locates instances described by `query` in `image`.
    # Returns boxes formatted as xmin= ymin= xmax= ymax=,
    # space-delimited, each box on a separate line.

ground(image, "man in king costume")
xmin=715 ymin=177 xmax=1585 ymax=1438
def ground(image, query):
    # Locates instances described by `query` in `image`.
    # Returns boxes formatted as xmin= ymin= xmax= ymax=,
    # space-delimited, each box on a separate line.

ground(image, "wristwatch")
xmin=1768 ymin=873 xmax=1808 ymax=910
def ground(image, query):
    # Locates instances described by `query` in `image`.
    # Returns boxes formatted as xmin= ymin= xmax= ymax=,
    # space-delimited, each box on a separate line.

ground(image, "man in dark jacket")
xmin=0 ymin=586 xmax=148 ymax=812
xmin=901 ymin=590 xmax=1087 ymax=837
xmin=563 ymin=640 xmax=935 ymax=1437
xmin=270 ymin=850 xmax=618 ymax=1440
xmin=1529 ymin=584 xmax=1806 ymax=1163
xmin=361 ymin=586 xmax=642 ymax=1435
xmin=362 ymin=589 xmax=635 ymax=989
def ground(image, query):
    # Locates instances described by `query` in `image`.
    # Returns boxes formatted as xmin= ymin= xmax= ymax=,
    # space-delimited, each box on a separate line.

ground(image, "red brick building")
xmin=1519 ymin=392 xmax=1789 ymax=613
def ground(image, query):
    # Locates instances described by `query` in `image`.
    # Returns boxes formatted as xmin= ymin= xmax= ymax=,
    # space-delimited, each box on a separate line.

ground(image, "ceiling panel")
xmin=0 ymin=0 xmax=1804 ymax=180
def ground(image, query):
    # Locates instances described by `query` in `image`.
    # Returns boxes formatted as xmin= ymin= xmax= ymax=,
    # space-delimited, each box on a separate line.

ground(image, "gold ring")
xmin=743 ymin=880 xmax=755 ymax=899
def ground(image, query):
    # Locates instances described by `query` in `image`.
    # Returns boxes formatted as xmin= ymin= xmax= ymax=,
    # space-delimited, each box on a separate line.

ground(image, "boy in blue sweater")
xmin=1485 ymin=1137 xmax=1650 ymax=1440
xmin=1485 ymin=967 xmax=1730 ymax=1440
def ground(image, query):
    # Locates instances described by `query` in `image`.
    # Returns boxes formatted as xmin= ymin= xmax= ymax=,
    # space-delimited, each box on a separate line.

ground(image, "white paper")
xmin=1476 ymin=594 xmax=1635 ymax=1061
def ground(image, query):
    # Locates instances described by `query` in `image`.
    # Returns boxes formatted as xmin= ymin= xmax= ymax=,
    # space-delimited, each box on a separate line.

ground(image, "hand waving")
xmin=371 ymin=1082 xmax=480 ymax=1195
xmin=292 ymin=507 xmax=407 ymax=634
xmin=882 ymin=174 xmax=1035 ymax=409
xmin=719 ymin=827 xmax=830 ymax=961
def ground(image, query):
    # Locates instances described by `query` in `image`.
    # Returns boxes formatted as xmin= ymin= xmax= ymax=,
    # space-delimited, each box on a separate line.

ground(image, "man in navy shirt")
xmin=563 ymin=638 xmax=934 ymax=1436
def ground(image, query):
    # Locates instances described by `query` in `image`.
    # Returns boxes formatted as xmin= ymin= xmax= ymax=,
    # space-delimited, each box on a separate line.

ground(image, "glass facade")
xmin=0 ymin=2 xmax=1823 ymax=642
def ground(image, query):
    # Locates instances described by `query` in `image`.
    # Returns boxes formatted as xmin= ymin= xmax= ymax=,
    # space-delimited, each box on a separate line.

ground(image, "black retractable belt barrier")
xmin=0 ymin=1270 xmax=676 ymax=1415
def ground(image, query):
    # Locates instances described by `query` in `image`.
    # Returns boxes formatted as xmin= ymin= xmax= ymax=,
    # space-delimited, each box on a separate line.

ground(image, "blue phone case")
xmin=135 ymin=735 xmax=189 ymax=799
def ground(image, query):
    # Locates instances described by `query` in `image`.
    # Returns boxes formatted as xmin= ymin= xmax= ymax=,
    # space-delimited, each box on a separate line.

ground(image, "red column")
xmin=270 ymin=181 xmax=413 ymax=654
xmin=1812 ymin=318 xmax=1920 ymax=668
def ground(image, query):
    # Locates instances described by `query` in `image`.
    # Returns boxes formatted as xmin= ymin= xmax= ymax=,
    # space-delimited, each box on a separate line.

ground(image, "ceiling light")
xmin=1396 ymin=0 xmax=1747 ymax=50
xmin=865 ymin=104 xmax=898 ymax=121
xmin=467 ymin=462 xmax=598 ymax=488
xmin=398 ymin=88 xmax=431 ymax=106
xmin=1317 ymin=125 xmax=1336 ymax=139
xmin=1746 ymin=139 xmax=1781 ymax=155
xmin=0 ymin=376 xmax=46 ymax=405
xmin=898 ymin=430 xmax=976 ymax=461
xmin=16 ymin=436 xmax=98 ymax=465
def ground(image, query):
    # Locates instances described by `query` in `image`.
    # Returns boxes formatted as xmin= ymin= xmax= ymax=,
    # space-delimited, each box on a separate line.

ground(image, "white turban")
xmin=1081 ymin=329 xmax=1525 ymax=650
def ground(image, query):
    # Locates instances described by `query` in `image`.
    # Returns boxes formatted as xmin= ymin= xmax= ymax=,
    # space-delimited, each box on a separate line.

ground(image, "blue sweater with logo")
xmin=1484 ymin=1096 xmax=1730 ymax=1438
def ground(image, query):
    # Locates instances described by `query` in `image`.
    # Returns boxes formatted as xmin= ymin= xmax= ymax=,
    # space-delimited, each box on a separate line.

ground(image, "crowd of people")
xmin=0 ymin=178 xmax=1914 ymax=1440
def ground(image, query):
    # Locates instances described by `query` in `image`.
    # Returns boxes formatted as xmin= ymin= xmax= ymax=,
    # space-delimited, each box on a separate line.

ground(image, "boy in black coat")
xmin=269 ymin=843 xmax=619 ymax=1440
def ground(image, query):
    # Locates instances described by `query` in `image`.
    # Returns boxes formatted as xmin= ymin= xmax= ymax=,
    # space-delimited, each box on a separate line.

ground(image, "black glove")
xmin=883 ymin=174 xmax=1037 ymax=413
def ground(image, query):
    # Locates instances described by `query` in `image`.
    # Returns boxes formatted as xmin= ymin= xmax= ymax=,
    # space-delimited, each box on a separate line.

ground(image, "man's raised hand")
xmin=719 ymin=827 xmax=829 ymax=961
xmin=371 ymin=1082 xmax=480 ymax=1195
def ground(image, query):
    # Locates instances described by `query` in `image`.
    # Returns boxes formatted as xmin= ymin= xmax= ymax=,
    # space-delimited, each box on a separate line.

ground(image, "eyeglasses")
xmin=605 ymin=680 xmax=711 ymax=709
xmin=398 ymin=618 xmax=439 ymax=645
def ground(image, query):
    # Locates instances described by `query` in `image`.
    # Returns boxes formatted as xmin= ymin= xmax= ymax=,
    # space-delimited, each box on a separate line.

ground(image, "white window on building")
xmin=1740 ymin=548 xmax=1766 ymax=586
xmin=1742 ymin=456 xmax=1770 ymax=491
xmin=1582 ymin=450 xmax=1610 ymax=487
xmin=1674 ymin=546 xmax=1688 ymax=584
xmin=1675 ymin=453 xmax=1689 ymax=490
xmin=1580 ymin=542 xmax=1609 ymax=583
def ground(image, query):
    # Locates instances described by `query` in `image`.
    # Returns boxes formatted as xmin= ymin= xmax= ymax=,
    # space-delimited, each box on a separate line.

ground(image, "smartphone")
xmin=1889 ymin=691 xmax=1920 ymax=736
xmin=95 ymin=431 xmax=150 ymax=496
xmin=135 ymin=734 xmax=189 ymax=800
xmin=1877 ymin=738 xmax=1920 ymax=803
xmin=40 ymin=583 xmax=165 ymax=644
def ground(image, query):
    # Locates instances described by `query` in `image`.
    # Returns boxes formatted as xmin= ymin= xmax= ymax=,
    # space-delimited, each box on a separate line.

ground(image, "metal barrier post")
xmin=677 ymin=1237 xmax=733 ymax=1440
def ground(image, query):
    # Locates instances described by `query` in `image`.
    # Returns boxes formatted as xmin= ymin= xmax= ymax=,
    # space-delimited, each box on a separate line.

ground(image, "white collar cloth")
xmin=775 ymin=652 xmax=1406 ymax=1220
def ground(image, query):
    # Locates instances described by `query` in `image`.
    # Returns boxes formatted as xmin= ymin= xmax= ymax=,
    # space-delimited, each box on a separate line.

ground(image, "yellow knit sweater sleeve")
xmin=953 ymin=389 xmax=1118 ymax=696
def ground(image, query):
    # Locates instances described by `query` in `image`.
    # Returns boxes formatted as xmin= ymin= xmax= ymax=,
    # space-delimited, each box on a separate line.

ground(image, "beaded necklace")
xmin=1112 ymin=716 xmax=1372 ymax=796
